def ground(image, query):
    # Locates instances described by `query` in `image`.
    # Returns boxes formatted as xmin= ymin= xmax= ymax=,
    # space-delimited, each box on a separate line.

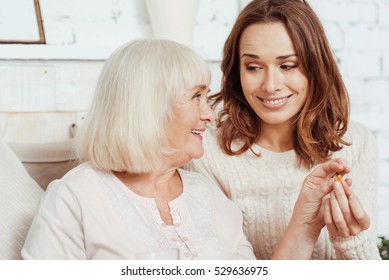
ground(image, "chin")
xmin=259 ymin=115 xmax=293 ymax=125
xmin=191 ymin=150 xmax=204 ymax=159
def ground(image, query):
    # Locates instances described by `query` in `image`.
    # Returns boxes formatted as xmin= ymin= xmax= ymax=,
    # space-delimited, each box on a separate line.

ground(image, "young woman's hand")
xmin=273 ymin=158 xmax=351 ymax=259
xmin=291 ymin=158 xmax=351 ymax=233
xmin=323 ymin=178 xmax=370 ymax=238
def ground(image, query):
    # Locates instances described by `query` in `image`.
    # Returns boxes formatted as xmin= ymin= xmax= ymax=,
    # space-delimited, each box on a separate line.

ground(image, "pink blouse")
xmin=22 ymin=162 xmax=255 ymax=260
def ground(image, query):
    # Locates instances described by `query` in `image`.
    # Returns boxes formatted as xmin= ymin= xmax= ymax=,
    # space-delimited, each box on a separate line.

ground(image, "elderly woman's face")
xmin=166 ymin=85 xmax=215 ymax=164
xmin=239 ymin=22 xmax=309 ymax=127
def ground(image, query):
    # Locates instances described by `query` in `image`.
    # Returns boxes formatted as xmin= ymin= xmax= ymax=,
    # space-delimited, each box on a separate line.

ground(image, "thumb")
xmin=312 ymin=179 xmax=337 ymax=201
xmin=313 ymin=159 xmax=348 ymax=180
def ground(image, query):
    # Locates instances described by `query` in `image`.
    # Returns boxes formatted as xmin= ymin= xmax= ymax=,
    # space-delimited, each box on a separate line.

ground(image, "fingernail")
xmin=334 ymin=181 xmax=341 ymax=190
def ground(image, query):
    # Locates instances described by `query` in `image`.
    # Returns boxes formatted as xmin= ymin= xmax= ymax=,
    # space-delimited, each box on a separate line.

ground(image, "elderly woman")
xmin=22 ymin=39 xmax=359 ymax=260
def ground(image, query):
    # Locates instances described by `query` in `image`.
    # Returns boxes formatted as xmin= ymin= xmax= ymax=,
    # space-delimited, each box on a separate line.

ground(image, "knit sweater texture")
xmin=187 ymin=121 xmax=381 ymax=259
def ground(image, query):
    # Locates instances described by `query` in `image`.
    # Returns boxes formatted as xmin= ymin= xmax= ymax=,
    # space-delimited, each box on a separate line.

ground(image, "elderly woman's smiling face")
xmin=165 ymin=85 xmax=215 ymax=165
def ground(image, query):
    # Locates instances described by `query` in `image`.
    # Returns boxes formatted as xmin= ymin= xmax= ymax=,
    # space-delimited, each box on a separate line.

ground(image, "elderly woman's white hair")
xmin=77 ymin=39 xmax=211 ymax=173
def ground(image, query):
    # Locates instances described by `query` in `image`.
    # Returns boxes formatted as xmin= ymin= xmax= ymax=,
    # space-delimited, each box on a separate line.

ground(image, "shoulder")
xmin=44 ymin=162 xmax=105 ymax=204
xmin=346 ymin=121 xmax=375 ymax=138
xmin=59 ymin=162 xmax=101 ymax=186
xmin=178 ymin=168 xmax=235 ymax=207
xmin=179 ymin=168 xmax=224 ymax=197
xmin=336 ymin=121 xmax=378 ymax=168
xmin=344 ymin=121 xmax=377 ymax=151
xmin=178 ymin=168 xmax=217 ymax=190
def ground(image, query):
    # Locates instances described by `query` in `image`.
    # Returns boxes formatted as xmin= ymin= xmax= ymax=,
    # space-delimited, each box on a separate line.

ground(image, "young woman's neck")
xmin=257 ymin=121 xmax=294 ymax=152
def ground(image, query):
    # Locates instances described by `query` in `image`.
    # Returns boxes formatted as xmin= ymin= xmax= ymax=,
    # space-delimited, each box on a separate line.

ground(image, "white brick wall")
xmin=310 ymin=1 xmax=376 ymax=24
xmin=0 ymin=0 xmax=388 ymax=237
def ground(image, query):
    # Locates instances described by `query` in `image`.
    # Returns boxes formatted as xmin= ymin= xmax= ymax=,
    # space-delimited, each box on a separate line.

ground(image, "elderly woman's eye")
xmin=192 ymin=93 xmax=201 ymax=101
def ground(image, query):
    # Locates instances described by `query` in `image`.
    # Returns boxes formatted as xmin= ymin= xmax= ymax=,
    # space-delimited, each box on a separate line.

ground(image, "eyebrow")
xmin=196 ymin=84 xmax=209 ymax=91
xmin=241 ymin=53 xmax=298 ymax=59
xmin=192 ymin=84 xmax=210 ymax=93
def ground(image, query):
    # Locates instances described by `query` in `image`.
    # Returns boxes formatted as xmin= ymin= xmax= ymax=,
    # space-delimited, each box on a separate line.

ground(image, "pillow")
xmin=0 ymin=138 xmax=43 ymax=260
xmin=8 ymin=140 xmax=77 ymax=190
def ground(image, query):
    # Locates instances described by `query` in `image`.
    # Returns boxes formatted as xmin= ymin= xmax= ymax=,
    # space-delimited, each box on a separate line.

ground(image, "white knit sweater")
xmin=187 ymin=121 xmax=381 ymax=259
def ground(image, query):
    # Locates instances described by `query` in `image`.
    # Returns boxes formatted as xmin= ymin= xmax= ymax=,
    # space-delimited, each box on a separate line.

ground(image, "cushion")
xmin=8 ymin=141 xmax=77 ymax=190
xmin=0 ymin=138 xmax=43 ymax=260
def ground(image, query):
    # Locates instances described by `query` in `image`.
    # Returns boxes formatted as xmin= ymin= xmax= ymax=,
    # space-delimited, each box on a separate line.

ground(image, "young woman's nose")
xmin=261 ymin=69 xmax=282 ymax=94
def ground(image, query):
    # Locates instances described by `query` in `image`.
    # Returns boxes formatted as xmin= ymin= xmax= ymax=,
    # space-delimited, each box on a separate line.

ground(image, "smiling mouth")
xmin=257 ymin=94 xmax=292 ymax=105
xmin=191 ymin=129 xmax=203 ymax=136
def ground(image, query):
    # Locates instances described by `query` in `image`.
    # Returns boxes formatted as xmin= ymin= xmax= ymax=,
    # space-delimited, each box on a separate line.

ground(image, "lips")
xmin=191 ymin=129 xmax=203 ymax=136
xmin=257 ymin=94 xmax=292 ymax=108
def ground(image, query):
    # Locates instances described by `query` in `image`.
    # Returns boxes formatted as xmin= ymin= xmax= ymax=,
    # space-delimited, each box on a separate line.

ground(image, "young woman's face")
xmin=239 ymin=22 xmax=309 ymax=127
xmin=166 ymin=85 xmax=215 ymax=164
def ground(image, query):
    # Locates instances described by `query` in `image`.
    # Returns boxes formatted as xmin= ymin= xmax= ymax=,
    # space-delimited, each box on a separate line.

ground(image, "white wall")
xmin=0 ymin=0 xmax=388 ymax=237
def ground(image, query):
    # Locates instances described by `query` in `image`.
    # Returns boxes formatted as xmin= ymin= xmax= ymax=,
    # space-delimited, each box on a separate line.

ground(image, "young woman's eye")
xmin=280 ymin=64 xmax=297 ymax=70
xmin=246 ymin=65 xmax=261 ymax=71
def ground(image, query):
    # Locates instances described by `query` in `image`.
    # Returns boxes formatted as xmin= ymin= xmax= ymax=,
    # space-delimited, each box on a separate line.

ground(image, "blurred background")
xmin=0 ymin=0 xmax=388 ymax=239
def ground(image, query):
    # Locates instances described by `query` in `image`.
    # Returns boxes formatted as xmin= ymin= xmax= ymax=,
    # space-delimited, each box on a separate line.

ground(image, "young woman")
xmin=187 ymin=0 xmax=380 ymax=259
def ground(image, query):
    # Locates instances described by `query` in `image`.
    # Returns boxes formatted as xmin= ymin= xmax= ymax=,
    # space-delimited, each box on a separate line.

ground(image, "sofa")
xmin=0 ymin=138 xmax=76 ymax=259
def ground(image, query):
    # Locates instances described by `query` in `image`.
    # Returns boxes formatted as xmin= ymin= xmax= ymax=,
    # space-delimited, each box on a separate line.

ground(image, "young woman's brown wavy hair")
xmin=210 ymin=0 xmax=350 ymax=169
